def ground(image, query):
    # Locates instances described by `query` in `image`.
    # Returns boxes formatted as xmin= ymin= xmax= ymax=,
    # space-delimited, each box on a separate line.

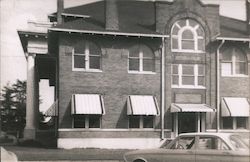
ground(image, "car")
xmin=123 ymin=132 xmax=249 ymax=162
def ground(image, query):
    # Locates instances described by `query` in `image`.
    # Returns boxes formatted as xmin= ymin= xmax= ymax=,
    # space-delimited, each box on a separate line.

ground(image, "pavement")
xmin=4 ymin=146 xmax=130 ymax=162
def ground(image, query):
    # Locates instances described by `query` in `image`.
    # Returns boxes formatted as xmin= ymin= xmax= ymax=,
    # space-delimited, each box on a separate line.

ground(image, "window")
xmin=73 ymin=115 xmax=101 ymax=128
xmin=73 ymin=40 xmax=101 ymax=71
xmin=172 ymin=64 xmax=205 ymax=88
xmin=170 ymin=136 xmax=195 ymax=149
xmin=129 ymin=115 xmax=154 ymax=129
xmin=198 ymin=136 xmax=229 ymax=150
xmin=171 ymin=19 xmax=205 ymax=52
xmin=222 ymin=117 xmax=247 ymax=130
xmin=128 ymin=44 xmax=155 ymax=73
xmin=221 ymin=47 xmax=247 ymax=76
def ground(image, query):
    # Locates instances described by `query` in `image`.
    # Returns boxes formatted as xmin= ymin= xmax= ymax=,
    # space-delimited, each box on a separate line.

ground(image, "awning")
xmin=71 ymin=94 xmax=105 ymax=115
xmin=171 ymin=104 xmax=216 ymax=113
xmin=127 ymin=95 xmax=159 ymax=116
xmin=221 ymin=97 xmax=250 ymax=117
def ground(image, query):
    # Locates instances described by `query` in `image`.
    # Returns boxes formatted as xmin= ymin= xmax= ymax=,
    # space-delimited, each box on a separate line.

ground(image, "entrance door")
xmin=178 ymin=112 xmax=196 ymax=133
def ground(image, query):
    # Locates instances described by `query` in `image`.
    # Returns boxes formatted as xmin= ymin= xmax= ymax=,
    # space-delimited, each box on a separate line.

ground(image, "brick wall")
xmin=58 ymin=34 xmax=162 ymax=132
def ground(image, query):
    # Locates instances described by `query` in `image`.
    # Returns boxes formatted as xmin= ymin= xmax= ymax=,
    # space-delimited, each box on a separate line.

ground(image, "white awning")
xmin=171 ymin=104 xmax=216 ymax=113
xmin=71 ymin=94 xmax=105 ymax=115
xmin=221 ymin=97 xmax=250 ymax=117
xmin=127 ymin=95 xmax=159 ymax=116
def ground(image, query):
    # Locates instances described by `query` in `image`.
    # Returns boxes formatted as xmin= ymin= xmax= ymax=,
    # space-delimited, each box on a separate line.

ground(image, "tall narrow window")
xmin=73 ymin=40 xmax=101 ymax=71
xmin=129 ymin=44 xmax=155 ymax=73
xmin=221 ymin=47 xmax=247 ymax=76
xmin=171 ymin=19 xmax=205 ymax=52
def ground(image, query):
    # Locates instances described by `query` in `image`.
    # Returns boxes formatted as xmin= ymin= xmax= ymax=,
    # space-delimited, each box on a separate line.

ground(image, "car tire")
xmin=133 ymin=159 xmax=145 ymax=162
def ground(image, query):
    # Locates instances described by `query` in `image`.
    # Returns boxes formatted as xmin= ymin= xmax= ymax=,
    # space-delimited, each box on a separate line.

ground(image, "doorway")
xmin=178 ymin=113 xmax=196 ymax=133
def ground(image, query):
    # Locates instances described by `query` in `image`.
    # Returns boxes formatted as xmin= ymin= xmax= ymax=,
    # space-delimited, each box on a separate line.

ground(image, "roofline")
xmin=18 ymin=30 xmax=48 ymax=36
xmin=49 ymin=28 xmax=169 ymax=38
xmin=217 ymin=37 xmax=250 ymax=42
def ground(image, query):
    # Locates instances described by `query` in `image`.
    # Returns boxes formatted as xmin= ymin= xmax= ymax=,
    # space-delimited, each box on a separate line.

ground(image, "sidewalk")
xmin=4 ymin=146 xmax=130 ymax=162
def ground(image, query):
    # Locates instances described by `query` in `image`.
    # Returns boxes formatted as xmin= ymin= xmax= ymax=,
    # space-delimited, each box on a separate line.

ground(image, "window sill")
xmin=72 ymin=68 xmax=103 ymax=73
xmin=221 ymin=75 xmax=248 ymax=78
xmin=128 ymin=71 xmax=156 ymax=75
xmin=172 ymin=85 xmax=206 ymax=89
xmin=171 ymin=49 xmax=205 ymax=53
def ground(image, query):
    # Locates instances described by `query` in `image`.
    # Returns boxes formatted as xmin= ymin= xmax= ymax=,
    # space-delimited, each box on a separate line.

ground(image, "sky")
xmin=0 ymin=0 xmax=247 ymax=112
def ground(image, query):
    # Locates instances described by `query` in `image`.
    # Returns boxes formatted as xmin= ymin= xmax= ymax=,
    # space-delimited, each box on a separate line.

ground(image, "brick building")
xmin=18 ymin=0 xmax=250 ymax=149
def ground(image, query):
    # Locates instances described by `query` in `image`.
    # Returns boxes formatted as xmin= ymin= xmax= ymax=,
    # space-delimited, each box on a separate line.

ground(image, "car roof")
xmin=178 ymin=132 xmax=233 ymax=139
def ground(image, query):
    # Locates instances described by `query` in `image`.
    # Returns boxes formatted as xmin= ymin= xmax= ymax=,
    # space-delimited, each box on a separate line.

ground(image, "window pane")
xmin=235 ymin=49 xmax=245 ymax=61
xmin=182 ymin=65 xmax=194 ymax=75
xmin=198 ymin=137 xmax=226 ymax=150
xmin=198 ymin=76 xmax=205 ymax=86
xmin=172 ymin=26 xmax=179 ymax=35
xmin=74 ymin=55 xmax=85 ymax=68
xmin=89 ymin=42 xmax=101 ymax=55
xmin=73 ymin=115 xmax=85 ymax=128
xmin=89 ymin=115 xmax=101 ymax=128
xmin=182 ymin=76 xmax=194 ymax=85
xmin=89 ymin=56 xmax=100 ymax=69
xmin=129 ymin=116 xmax=140 ymax=128
xmin=172 ymin=75 xmax=179 ymax=85
xmin=143 ymin=116 xmax=154 ymax=128
xmin=172 ymin=65 xmax=179 ymax=74
xmin=198 ymin=39 xmax=205 ymax=51
xmin=171 ymin=136 xmax=195 ymax=149
xmin=143 ymin=59 xmax=154 ymax=72
xmin=182 ymin=40 xmax=195 ymax=50
xmin=129 ymin=58 xmax=139 ymax=71
xmin=129 ymin=46 xmax=140 ymax=57
xmin=172 ymin=38 xmax=178 ymax=50
xmin=198 ymin=65 xmax=205 ymax=75
xmin=182 ymin=30 xmax=194 ymax=39
xmin=141 ymin=45 xmax=153 ymax=58
xmin=222 ymin=117 xmax=233 ymax=129
xmin=236 ymin=117 xmax=247 ymax=129
xmin=235 ymin=62 xmax=246 ymax=75
xmin=222 ymin=50 xmax=232 ymax=61
xmin=196 ymin=26 xmax=204 ymax=37
xmin=221 ymin=63 xmax=232 ymax=76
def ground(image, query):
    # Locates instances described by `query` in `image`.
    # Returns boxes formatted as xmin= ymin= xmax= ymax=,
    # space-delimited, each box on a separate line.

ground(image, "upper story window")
xmin=128 ymin=44 xmax=155 ymax=74
xmin=221 ymin=47 xmax=248 ymax=76
xmin=171 ymin=19 xmax=205 ymax=52
xmin=72 ymin=40 xmax=102 ymax=72
xmin=172 ymin=64 xmax=205 ymax=89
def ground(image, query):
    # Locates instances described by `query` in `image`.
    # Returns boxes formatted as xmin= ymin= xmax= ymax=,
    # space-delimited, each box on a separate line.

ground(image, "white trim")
xmin=171 ymin=85 xmax=206 ymax=89
xmin=49 ymin=28 xmax=169 ymax=38
xmin=217 ymin=37 xmax=250 ymax=42
xmin=128 ymin=71 xmax=156 ymax=75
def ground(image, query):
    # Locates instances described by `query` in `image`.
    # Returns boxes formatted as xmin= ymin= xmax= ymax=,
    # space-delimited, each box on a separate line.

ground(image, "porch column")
xmin=24 ymin=53 xmax=38 ymax=139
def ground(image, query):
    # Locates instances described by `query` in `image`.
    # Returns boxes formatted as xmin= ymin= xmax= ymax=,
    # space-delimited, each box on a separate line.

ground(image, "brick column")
xmin=24 ymin=54 xmax=38 ymax=139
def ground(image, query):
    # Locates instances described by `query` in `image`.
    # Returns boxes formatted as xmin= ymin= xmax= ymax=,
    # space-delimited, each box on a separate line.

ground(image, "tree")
xmin=1 ymin=80 xmax=26 ymax=137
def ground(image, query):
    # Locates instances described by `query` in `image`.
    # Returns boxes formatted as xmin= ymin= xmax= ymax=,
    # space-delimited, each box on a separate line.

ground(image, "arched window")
xmin=73 ymin=40 xmax=101 ymax=71
xmin=171 ymin=19 xmax=205 ymax=52
xmin=221 ymin=47 xmax=248 ymax=76
xmin=128 ymin=44 xmax=155 ymax=73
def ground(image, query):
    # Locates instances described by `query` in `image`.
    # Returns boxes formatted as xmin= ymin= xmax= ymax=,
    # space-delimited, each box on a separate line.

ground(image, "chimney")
xmin=57 ymin=0 xmax=64 ymax=24
xmin=247 ymin=0 xmax=250 ymax=34
xmin=105 ymin=0 xmax=119 ymax=30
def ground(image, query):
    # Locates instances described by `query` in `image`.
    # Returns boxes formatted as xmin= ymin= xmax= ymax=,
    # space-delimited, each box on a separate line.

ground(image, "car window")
xmin=230 ymin=135 xmax=249 ymax=151
xmin=170 ymin=136 xmax=195 ymax=150
xmin=197 ymin=136 xmax=230 ymax=150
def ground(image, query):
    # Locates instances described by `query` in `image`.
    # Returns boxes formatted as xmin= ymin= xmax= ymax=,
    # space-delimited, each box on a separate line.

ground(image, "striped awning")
xmin=71 ymin=94 xmax=105 ymax=115
xmin=171 ymin=104 xmax=216 ymax=113
xmin=221 ymin=97 xmax=250 ymax=117
xmin=127 ymin=95 xmax=159 ymax=116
